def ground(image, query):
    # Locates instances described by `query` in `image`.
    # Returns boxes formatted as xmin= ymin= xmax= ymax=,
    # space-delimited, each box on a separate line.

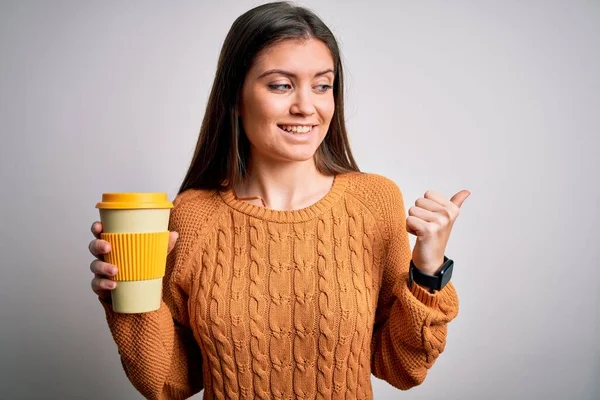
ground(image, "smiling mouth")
xmin=277 ymin=125 xmax=315 ymax=134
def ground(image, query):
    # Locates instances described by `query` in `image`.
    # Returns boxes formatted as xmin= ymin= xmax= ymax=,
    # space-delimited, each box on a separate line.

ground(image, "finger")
xmin=423 ymin=190 xmax=454 ymax=208
xmin=91 ymin=275 xmax=117 ymax=294
xmin=408 ymin=206 xmax=438 ymax=223
xmin=88 ymin=239 xmax=111 ymax=257
xmin=167 ymin=231 xmax=179 ymax=254
xmin=415 ymin=197 xmax=445 ymax=213
xmin=450 ymin=190 xmax=471 ymax=208
xmin=90 ymin=259 xmax=118 ymax=277
xmin=406 ymin=224 xmax=418 ymax=236
xmin=406 ymin=215 xmax=431 ymax=237
xmin=91 ymin=221 xmax=103 ymax=239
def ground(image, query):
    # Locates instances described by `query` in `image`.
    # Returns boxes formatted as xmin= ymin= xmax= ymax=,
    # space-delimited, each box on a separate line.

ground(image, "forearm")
xmin=100 ymin=299 xmax=203 ymax=400
xmin=371 ymin=281 xmax=459 ymax=390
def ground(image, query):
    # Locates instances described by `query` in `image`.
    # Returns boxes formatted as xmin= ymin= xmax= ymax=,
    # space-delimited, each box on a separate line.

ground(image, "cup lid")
xmin=96 ymin=193 xmax=174 ymax=209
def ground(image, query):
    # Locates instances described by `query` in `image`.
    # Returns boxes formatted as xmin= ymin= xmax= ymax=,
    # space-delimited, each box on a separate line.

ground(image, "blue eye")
xmin=316 ymin=84 xmax=333 ymax=93
xmin=269 ymin=84 xmax=291 ymax=90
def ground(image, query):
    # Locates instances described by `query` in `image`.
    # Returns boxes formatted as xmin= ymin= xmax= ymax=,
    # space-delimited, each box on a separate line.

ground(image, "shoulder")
xmin=344 ymin=172 xmax=405 ymax=212
xmin=343 ymin=172 xmax=407 ymax=240
xmin=169 ymin=188 xmax=223 ymax=232
xmin=167 ymin=189 xmax=225 ymax=283
xmin=172 ymin=188 xmax=219 ymax=209
xmin=345 ymin=172 xmax=402 ymax=193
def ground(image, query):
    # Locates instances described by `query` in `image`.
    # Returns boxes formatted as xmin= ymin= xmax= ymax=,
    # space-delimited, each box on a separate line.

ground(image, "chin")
xmin=269 ymin=148 xmax=318 ymax=163
xmin=289 ymin=146 xmax=322 ymax=161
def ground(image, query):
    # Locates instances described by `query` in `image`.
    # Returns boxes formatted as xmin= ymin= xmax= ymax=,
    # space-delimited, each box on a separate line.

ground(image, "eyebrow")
xmin=257 ymin=68 xmax=335 ymax=79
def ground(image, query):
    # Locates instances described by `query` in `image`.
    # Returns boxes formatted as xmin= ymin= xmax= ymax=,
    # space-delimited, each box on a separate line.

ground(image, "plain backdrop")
xmin=1 ymin=0 xmax=598 ymax=399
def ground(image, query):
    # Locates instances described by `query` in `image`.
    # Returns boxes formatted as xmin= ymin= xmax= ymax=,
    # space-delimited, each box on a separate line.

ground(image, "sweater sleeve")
xmin=99 ymin=194 xmax=204 ymax=400
xmin=370 ymin=179 xmax=459 ymax=390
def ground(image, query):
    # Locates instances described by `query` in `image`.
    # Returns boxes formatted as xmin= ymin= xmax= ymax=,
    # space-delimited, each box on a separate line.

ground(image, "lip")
xmin=277 ymin=124 xmax=318 ymax=127
xmin=277 ymin=124 xmax=319 ymax=129
xmin=277 ymin=125 xmax=316 ymax=141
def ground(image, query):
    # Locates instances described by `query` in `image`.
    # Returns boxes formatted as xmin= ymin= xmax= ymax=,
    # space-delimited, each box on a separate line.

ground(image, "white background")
xmin=1 ymin=0 xmax=598 ymax=399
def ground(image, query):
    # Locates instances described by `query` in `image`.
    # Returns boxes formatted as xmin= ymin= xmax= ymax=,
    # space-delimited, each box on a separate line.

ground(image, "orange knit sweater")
xmin=100 ymin=172 xmax=459 ymax=399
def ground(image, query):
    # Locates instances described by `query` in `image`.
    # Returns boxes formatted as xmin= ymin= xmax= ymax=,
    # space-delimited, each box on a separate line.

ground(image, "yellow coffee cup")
xmin=95 ymin=193 xmax=173 ymax=313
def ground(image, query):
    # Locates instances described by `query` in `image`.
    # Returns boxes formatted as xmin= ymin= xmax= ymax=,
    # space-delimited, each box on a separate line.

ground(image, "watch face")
xmin=410 ymin=259 xmax=454 ymax=291
xmin=440 ymin=260 xmax=454 ymax=286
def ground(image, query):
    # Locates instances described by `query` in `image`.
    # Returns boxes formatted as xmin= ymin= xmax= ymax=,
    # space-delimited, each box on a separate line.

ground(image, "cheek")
xmin=241 ymin=101 xmax=279 ymax=146
xmin=317 ymin=96 xmax=335 ymax=121
xmin=264 ymin=96 xmax=290 ymax=121
xmin=246 ymin=97 xmax=288 ymax=132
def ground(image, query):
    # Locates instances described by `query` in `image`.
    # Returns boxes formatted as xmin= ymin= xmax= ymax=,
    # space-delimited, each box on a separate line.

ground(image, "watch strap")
xmin=409 ymin=256 xmax=454 ymax=292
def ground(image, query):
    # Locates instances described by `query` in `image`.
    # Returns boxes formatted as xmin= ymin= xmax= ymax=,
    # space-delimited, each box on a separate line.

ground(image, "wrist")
xmin=412 ymin=259 xmax=445 ymax=275
xmin=409 ymin=256 xmax=454 ymax=292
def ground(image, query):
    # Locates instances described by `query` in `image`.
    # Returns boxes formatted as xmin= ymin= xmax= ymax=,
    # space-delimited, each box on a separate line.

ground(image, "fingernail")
xmin=109 ymin=281 xmax=116 ymax=289
xmin=109 ymin=266 xmax=117 ymax=275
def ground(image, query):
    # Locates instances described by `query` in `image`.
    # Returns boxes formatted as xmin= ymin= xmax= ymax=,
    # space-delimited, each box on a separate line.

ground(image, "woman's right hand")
xmin=88 ymin=221 xmax=179 ymax=301
xmin=89 ymin=222 xmax=118 ymax=301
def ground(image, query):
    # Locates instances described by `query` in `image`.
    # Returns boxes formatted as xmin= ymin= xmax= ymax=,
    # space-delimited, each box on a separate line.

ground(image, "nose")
xmin=290 ymin=87 xmax=316 ymax=116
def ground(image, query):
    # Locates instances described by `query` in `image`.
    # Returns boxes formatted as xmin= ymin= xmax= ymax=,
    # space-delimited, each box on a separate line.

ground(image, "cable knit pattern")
xmin=231 ymin=213 xmax=253 ymax=397
xmin=210 ymin=214 xmax=238 ymax=398
xmin=100 ymin=172 xmax=459 ymax=399
xmin=196 ymin=232 xmax=223 ymax=398
xmin=291 ymin=221 xmax=317 ymax=399
xmin=267 ymin=223 xmax=293 ymax=399
xmin=248 ymin=218 xmax=270 ymax=398
xmin=316 ymin=215 xmax=336 ymax=399
xmin=331 ymin=205 xmax=353 ymax=399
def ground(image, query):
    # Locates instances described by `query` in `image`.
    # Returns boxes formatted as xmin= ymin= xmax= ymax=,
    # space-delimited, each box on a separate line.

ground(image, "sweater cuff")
xmin=98 ymin=295 xmax=168 ymax=320
xmin=409 ymin=280 xmax=457 ymax=310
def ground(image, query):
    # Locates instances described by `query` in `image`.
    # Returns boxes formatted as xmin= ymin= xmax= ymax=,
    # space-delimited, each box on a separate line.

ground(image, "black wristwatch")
xmin=409 ymin=256 xmax=454 ymax=292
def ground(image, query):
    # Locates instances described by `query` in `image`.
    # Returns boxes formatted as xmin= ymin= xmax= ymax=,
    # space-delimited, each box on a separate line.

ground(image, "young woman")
xmin=89 ymin=2 xmax=470 ymax=399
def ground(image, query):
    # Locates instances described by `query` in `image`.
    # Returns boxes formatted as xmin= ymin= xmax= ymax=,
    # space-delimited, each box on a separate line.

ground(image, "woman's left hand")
xmin=406 ymin=189 xmax=471 ymax=275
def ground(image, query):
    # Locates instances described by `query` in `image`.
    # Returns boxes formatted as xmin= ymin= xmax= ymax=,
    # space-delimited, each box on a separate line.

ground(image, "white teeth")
xmin=280 ymin=125 xmax=313 ymax=133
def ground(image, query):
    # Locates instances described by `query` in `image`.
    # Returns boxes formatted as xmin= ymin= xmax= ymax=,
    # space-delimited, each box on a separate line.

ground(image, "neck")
xmin=235 ymin=157 xmax=334 ymax=210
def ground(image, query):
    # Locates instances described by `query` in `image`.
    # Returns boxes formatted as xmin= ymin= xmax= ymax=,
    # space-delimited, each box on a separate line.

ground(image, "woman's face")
xmin=239 ymin=38 xmax=335 ymax=164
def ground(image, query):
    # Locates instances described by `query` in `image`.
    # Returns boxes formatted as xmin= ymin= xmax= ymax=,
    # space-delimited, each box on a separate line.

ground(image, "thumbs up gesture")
xmin=407 ymin=190 xmax=470 ymax=276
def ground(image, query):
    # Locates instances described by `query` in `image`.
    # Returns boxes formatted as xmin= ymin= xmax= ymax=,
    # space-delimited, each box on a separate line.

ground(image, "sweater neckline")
xmin=219 ymin=173 xmax=350 ymax=223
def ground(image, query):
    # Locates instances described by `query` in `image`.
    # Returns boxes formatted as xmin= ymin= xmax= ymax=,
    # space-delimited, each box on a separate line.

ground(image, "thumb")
xmin=167 ymin=231 xmax=179 ymax=254
xmin=450 ymin=190 xmax=471 ymax=208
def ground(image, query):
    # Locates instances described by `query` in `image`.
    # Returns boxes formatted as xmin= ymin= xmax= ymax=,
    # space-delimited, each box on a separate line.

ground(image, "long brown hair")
xmin=178 ymin=1 xmax=360 ymax=195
